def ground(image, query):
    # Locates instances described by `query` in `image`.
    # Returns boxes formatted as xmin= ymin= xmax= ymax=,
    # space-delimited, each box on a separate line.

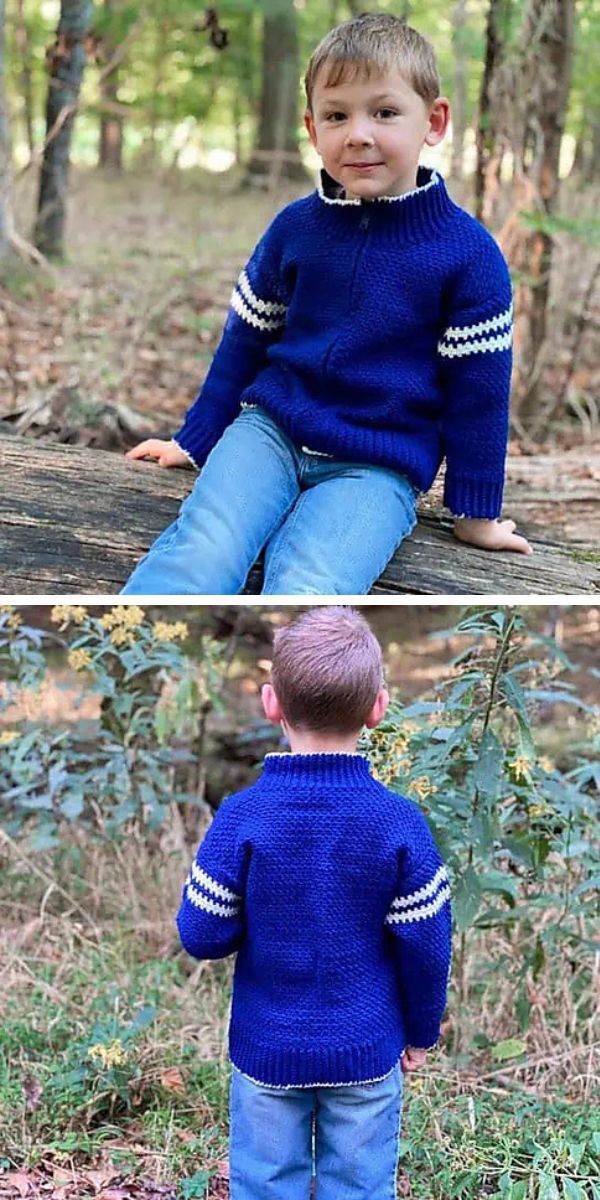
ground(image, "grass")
xmin=1 ymin=823 xmax=598 ymax=1199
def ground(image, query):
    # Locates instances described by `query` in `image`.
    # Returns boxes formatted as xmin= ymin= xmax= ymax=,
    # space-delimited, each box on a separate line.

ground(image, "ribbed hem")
xmin=443 ymin=473 xmax=505 ymax=520
xmin=230 ymin=1024 xmax=403 ymax=1087
xmin=262 ymin=751 xmax=373 ymax=787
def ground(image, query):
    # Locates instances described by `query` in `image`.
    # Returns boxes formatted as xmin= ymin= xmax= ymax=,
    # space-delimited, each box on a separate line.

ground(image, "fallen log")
xmin=0 ymin=434 xmax=598 ymax=595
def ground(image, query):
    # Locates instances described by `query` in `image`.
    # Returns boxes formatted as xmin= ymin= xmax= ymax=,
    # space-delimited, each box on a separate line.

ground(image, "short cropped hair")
xmin=304 ymin=12 xmax=440 ymax=113
xmin=271 ymin=607 xmax=384 ymax=734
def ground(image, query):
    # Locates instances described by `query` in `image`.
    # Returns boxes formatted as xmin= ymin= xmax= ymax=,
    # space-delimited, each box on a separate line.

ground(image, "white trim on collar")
xmin=317 ymin=168 xmax=440 ymax=206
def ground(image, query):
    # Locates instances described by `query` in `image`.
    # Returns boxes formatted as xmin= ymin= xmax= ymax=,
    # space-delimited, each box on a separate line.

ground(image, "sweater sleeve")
xmin=385 ymin=814 xmax=452 ymax=1049
xmin=172 ymin=212 xmax=290 ymax=469
xmin=437 ymin=231 xmax=513 ymax=519
xmin=176 ymin=798 xmax=247 ymax=960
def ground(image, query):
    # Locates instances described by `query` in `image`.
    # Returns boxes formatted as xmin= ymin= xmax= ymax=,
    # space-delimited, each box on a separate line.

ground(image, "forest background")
xmin=0 ymin=0 xmax=599 ymax=536
xmin=0 ymin=602 xmax=598 ymax=1199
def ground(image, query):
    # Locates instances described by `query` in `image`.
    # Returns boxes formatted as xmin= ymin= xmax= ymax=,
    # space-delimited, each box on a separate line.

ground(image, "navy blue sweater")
xmin=176 ymin=752 xmax=452 ymax=1087
xmin=174 ymin=165 xmax=513 ymax=519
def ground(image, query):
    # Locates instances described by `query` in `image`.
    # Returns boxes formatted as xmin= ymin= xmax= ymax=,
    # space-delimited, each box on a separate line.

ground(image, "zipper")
xmin=322 ymin=214 xmax=371 ymax=375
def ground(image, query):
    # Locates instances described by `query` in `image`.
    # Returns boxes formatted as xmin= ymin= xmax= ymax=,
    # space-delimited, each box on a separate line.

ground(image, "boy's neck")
xmin=283 ymin=726 xmax=360 ymax=755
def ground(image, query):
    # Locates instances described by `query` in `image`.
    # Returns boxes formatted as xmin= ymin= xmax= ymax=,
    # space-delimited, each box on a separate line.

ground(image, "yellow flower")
xmin=7 ymin=613 xmax=22 ymax=630
xmin=538 ymin=755 xmax=555 ymax=773
xmin=512 ymin=755 xmax=532 ymax=783
xmin=529 ymin=801 xmax=549 ymax=817
xmin=87 ymin=1038 xmax=128 ymax=1068
xmin=0 ymin=730 xmax=19 ymax=745
xmin=402 ymin=720 xmax=419 ymax=735
xmin=410 ymin=775 xmax=438 ymax=801
xmin=110 ymin=626 xmax=135 ymax=648
xmin=68 ymin=648 xmax=92 ymax=671
xmin=100 ymin=605 xmax=145 ymax=631
xmin=392 ymin=735 xmax=409 ymax=754
xmin=152 ymin=620 xmax=189 ymax=642
xmin=50 ymin=604 xmax=86 ymax=628
xmin=0 ymin=605 xmax=15 ymax=614
xmin=119 ymin=606 xmax=145 ymax=628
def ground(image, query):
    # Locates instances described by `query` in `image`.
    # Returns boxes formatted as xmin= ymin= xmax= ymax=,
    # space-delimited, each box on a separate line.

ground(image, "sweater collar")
xmin=316 ymin=164 xmax=457 ymax=240
xmin=262 ymin=751 xmax=373 ymax=786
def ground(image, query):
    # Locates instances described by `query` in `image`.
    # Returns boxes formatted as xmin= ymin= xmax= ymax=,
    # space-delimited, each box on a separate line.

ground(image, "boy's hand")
xmin=401 ymin=1046 xmax=427 ymax=1073
xmin=126 ymin=439 xmax=191 ymax=469
xmin=454 ymin=517 xmax=533 ymax=555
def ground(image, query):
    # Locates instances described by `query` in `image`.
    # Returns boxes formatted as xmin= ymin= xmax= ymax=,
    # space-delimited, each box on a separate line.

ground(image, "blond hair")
xmin=271 ymin=607 xmax=384 ymax=734
xmin=304 ymin=12 xmax=440 ymax=113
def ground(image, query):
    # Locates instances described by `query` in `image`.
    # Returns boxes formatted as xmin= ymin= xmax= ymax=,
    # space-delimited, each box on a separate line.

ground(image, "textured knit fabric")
xmin=176 ymin=751 xmax=452 ymax=1088
xmin=174 ymin=165 xmax=513 ymax=519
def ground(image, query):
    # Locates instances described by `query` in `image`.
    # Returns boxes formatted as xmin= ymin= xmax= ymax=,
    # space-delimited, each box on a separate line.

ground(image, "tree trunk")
xmin=245 ymin=0 xmax=306 ymax=189
xmin=99 ymin=0 xmax=123 ymax=170
xmin=34 ymin=0 xmax=93 ymax=258
xmin=0 ymin=0 xmax=11 ymax=264
xmin=502 ymin=0 xmax=575 ymax=433
xmin=449 ymin=0 xmax=468 ymax=185
xmin=474 ymin=0 xmax=506 ymax=224
xmin=15 ymin=0 xmax=35 ymax=162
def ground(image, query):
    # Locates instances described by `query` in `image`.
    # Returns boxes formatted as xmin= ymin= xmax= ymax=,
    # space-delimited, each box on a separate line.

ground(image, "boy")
xmin=123 ymin=13 xmax=531 ymax=596
xmin=176 ymin=607 xmax=452 ymax=1199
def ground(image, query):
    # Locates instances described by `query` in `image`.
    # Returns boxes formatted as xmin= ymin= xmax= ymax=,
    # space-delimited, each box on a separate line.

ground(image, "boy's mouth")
xmin=346 ymin=162 xmax=384 ymax=171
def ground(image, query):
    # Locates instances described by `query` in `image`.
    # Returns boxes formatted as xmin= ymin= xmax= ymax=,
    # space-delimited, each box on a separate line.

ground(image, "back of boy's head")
xmin=271 ymin=607 xmax=384 ymax=735
xmin=304 ymin=11 xmax=440 ymax=113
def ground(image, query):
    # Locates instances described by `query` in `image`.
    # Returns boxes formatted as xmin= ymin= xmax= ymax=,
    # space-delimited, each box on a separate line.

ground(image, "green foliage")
xmin=361 ymin=606 xmax=599 ymax=1042
xmin=0 ymin=605 xmax=227 ymax=846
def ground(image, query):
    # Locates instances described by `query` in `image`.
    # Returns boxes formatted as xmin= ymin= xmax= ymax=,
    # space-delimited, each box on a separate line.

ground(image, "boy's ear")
xmin=424 ymin=97 xmax=450 ymax=147
xmin=304 ymin=109 xmax=318 ymax=149
xmin=261 ymin=682 xmax=284 ymax=724
xmin=365 ymin=686 xmax=389 ymax=729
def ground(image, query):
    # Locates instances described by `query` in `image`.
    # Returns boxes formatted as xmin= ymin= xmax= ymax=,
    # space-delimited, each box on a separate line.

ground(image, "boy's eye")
xmin=323 ymin=108 xmax=399 ymax=122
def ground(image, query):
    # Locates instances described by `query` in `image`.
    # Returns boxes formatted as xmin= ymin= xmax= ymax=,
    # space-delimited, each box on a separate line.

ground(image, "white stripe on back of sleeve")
xmin=385 ymin=864 xmax=450 ymax=926
xmin=185 ymin=877 xmax=241 ymax=919
xmin=191 ymin=861 xmax=240 ymax=902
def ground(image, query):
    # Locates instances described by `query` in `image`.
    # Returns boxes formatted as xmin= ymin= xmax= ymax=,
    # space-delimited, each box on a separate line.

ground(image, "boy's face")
xmin=304 ymin=65 xmax=449 ymax=201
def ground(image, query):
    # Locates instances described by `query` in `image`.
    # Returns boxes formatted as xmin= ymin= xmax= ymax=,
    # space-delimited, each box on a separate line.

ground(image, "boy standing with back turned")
xmin=123 ymin=12 xmax=531 ymax=596
xmin=176 ymin=607 xmax=452 ymax=1198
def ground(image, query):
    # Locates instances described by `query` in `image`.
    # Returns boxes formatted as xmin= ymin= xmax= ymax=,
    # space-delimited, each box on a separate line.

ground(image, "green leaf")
xmin=453 ymin=865 xmax=482 ymax=931
xmin=473 ymin=730 xmax=504 ymax=798
xmin=566 ymin=1142 xmax=587 ymax=1172
xmin=491 ymin=1038 xmax=527 ymax=1061
xmin=538 ymin=1172 xmax=559 ymax=1200
xmin=562 ymin=1181 xmax=585 ymax=1200
xmin=180 ymin=1171 xmax=211 ymax=1198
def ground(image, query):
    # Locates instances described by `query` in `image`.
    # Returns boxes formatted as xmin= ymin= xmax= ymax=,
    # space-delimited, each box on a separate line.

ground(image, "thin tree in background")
xmin=478 ymin=0 xmax=576 ymax=438
xmin=0 ymin=0 xmax=13 ymax=265
xmin=99 ymin=0 xmax=123 ymax=170
xmin=34 ymin=0 xmax=93 ymax=258
xmin=245 ymin=0 xmax=306 ymax=189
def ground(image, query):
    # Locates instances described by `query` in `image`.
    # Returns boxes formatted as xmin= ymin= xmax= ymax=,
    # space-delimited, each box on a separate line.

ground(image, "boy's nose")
xmin=345 ymin=122 xmax=375 ymax=145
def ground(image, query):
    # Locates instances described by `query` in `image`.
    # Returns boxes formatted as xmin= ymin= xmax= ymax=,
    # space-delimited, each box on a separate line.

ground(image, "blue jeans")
xmin=121 ymin=407 xmax=418 ymax=596
xmin=229 ymin=1063 xmax=403 ymax=1200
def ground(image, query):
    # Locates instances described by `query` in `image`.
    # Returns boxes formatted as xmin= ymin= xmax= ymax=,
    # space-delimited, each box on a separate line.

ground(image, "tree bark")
xmin=245 ymin=0 xmax=306 ymax=189
xmin=34 ymin=0 xmax=93 ymax=258
xmin=503 ymin=0 xmax=575 ymax=432
xmin=15 ymin=0 xmax=35 ymax=162
xmin=449 ymin=0 xmax=468 ymax=185
xmin=99 ymin=0 xmax=123 ymax=170
xmin=0 ymin=0 xmax=12 ymax=264
xmin=475 ymin=0 xmax=507 ymax=225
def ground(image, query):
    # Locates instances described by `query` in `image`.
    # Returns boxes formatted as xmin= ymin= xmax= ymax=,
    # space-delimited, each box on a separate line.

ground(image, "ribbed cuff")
xmin=443 ymin=473 xmax=504 ymax=519
xmin=172 ymin=420 xmax=219 ymax=471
